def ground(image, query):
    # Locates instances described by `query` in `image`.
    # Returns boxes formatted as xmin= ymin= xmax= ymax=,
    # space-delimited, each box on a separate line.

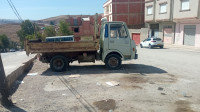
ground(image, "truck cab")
xmin=99 ymin=21 xmax=138 ymax=69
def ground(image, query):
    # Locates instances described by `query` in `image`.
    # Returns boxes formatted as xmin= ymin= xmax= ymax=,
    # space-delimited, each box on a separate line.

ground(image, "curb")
xmin=6 ymin=56 xmax=36 ymax=89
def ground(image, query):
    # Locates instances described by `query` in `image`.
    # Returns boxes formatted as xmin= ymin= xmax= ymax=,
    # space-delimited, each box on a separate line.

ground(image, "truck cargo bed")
xmin=25 ymin=40 xmax=99 ymax=55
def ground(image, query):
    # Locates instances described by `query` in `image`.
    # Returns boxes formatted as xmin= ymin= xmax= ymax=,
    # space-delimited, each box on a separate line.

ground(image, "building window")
xmin=109 ymin=15 xmax=112 ymax=21
xmin=74 ymin=27 xmax=79 ymax=33
xmin=181 ymin=0 xmax=190 ymax=11
xmin=147 ymin=6 xmax=153 ymax=15
xmin=160 ymin=3 xmax=167 ymax=13
xmin=109 ymin=4 xmax=112 ymax=13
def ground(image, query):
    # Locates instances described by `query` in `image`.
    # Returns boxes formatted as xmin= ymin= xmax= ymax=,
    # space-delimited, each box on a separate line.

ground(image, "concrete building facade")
xmin=103 ymin=0 xmax=145 ymax=29
xmin=173 ymin=0 xmax=200 ymax=47
xmin=145 ymin=0 xmax=200 ymax=47
xmin=145 ymin=0 xmax=175 ymax=44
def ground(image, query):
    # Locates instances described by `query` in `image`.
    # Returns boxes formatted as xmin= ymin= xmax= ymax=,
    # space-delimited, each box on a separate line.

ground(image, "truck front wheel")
xmin=50 ymin=55 xmax=68 ymax=72
xmin=105 ymin=54 xmax=122 ymax=70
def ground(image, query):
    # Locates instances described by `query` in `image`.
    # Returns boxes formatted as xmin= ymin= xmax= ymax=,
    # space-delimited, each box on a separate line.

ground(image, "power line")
xmin=6 ymin=0 xmax=23 ymax=22
xmin=6 ymin=0 xmax=37 ymax=38
xmin=9 ymin=0 xmax=23 ymax=21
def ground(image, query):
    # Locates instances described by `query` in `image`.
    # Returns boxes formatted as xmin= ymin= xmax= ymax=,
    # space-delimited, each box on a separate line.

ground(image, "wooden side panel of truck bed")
xmin=25 ymin=40 xmax=99 ymax=55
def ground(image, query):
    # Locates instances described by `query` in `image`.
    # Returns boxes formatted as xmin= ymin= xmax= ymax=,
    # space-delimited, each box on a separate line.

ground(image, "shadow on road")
xmin=41 ymin=64 xmax=167 ymax=76
xmin=5 ymin=105 xmax=26 ymax=112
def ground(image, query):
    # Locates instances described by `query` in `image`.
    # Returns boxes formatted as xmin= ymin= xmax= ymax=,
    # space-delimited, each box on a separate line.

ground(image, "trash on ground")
xmin=158 ymin=87 xmax=164 ymax=91
xmin=161 ymin=93 xmax=166 ymax=95
xmin=17 ymin=80 xmax=24 ymax=84
xmin=109 ymin=110 xmax=113 ymax=112
xmin=149 ymin=81 xmax=155 ymax=84
xmin=184 ymin=95 xmax=192 ymax=98
xmin=182 ymin=93 xmax=192 ymax=98
xmin=62 ymin=94 xmax=66 ymax=96
xmin=27 ymin=72 xmax=38 ymax=76
xmin=19 ymin=99 xmax=24 ymax=101
xmin=96 ymin=82 xmax=101 ymax=86
xmin=106 ymin=81 xmax=120 ymax=86
xmin=12 ymin=100 xmax=17 ymax=104
xmin=76 ymin=95 xmax=81 ymax=99
xmin=69 ymin=74 xmax=80 ymax=78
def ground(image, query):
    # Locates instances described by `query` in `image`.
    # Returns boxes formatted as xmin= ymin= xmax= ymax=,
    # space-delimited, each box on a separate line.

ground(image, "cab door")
xmin=108 ymin=23 xmax=131 ymax=58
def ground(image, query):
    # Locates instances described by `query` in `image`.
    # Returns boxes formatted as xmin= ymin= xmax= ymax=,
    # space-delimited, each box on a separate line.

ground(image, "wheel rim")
xmin=108 ymin=57 xmax=119 ymax=68
xmin=53 ymin=58 xmax=64 ymax=70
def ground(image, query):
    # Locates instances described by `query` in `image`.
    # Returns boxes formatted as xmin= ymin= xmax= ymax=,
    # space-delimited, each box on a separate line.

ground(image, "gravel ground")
xmin=1 ymin=46 xmax=200 ymax=112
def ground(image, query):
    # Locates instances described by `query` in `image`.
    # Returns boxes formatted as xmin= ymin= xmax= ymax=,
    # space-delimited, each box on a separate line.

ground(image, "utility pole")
xmin=0 ymin=54 xmax=12 ymax=106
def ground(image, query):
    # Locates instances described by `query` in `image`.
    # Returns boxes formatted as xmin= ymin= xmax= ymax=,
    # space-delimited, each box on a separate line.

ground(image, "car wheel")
xmin=149 ymin=44 xmax=152 ymax=49
xmin=140 ymin=44 xmax=143 ymax=48
xmin=50 ymin=55 xmax=68 ymax=72
xmin=105 ymin=54 xmax=121 ymax=70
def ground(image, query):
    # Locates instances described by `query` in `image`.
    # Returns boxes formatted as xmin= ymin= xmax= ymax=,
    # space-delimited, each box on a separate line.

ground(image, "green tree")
xmin=17 ymin=20 xmax=40 ymax=48
xmin=10 ymin=41 xmax=18 ymax=50
xmin=50 ymin=21 xmax=55 ymax=26
xmin=0 ymin=35 xmax=10 ymax=52
xmin=0 ymin=41 xmax=3 ymax=52
xmin=44 ymin=26 xmax=56 ymax=37
xmin=17 ymin=20 xmax=35 ymax=41
xmin=57 ymin=21 xmax=73 ymax=36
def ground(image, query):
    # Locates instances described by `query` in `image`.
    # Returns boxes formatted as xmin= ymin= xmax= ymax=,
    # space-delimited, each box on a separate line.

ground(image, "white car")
xmin=140 ymin=38 xmax=164 ymax=49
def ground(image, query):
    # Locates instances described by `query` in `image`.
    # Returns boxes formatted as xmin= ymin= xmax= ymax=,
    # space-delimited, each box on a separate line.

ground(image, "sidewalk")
xmin=1 ymin=51 xmax=36 ymax=88
xmin=164 ymin=44 xmax=200 ymax=52
xmin=1 ymin=51 xmax=35 ymax=76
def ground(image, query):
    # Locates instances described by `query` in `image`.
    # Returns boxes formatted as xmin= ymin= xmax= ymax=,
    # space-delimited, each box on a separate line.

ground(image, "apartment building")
xmin=145 ymin=0 xmax=200 ymax=47
xmin=103 ymin=0 xmax=145 ymax=29
xmin=173 ymin=0 xmax=200 ymax=47
xmin=145 ymin=0 xmax=175 ymax=44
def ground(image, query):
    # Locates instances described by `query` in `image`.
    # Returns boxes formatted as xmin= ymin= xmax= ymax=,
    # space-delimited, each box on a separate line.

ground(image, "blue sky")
xmin=0 ymin=0 xmax=107 ymax=20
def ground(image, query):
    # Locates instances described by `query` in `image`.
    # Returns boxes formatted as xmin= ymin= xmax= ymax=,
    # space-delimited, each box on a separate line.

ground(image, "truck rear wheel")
xmin=50 ymin=55 xmax=68 ymax=72
xmin=105 ymin=54 xmax=121 ymax=70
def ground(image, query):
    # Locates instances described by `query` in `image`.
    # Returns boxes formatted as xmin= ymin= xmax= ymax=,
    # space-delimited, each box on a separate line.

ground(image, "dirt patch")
xmin=121 ymin=75 xmax=148 ymax=84
xmin=148 ymin=74 xmax=177 ymax=84
xmin=131 ymin=85 xmax=143 ymax=89
xmin=121 ymin=84 xmax=143 ymax=89
xmin=93 ymin=99 xmax=116 ymax=112
xmin=175 ymin=100 xmax=194 ymax=112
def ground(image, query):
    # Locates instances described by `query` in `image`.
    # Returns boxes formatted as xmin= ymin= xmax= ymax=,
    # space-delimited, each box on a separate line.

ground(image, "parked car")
xmin=9 ymin=49 xmax=16 ymax=52
xmin=140 ymin=37 xmax=164 ymax=49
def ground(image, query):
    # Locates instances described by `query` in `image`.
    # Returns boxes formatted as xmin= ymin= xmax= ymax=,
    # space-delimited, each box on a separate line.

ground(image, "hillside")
xmin=0 ymin=14 xmax=100 ymax=42
xmin=0 ymin=19 xmax=21 ymax=25
xmin=38 ymin=15 xmax=90 ymax=25
xmin=0 ymin=23 xmax=21 ymax=42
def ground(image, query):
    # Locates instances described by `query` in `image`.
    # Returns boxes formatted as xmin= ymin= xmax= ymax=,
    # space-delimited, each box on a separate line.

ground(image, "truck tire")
xmin=50 ymin=55 xmax=68 ymax=72
xmin=140 ymin=44 xmax=143 ymax=48
xmin=105 ymin=54 xmax=122 ymax=70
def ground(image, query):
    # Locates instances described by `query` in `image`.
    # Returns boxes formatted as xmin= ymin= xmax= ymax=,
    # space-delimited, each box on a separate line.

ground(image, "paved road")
xmin=137 ymin=46 xmax=200 ymax=77
xmin=1 ymin=51 xmax=35 ymax=76
xmin=2 ymin=46 xmax=200 ymax=112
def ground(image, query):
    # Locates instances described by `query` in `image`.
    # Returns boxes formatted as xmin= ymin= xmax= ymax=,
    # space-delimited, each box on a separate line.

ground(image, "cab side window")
xmin=110 ymin=24 xmax=128 ymax=38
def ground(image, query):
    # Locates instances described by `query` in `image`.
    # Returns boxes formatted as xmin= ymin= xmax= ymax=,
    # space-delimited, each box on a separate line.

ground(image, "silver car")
xmin=140 ymin=38 xmax=164 ymax=49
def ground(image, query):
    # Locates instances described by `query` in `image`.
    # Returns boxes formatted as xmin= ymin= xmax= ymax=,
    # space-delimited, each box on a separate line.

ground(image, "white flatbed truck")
xmin=25 ymin=20 xmax=138 ymax=72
